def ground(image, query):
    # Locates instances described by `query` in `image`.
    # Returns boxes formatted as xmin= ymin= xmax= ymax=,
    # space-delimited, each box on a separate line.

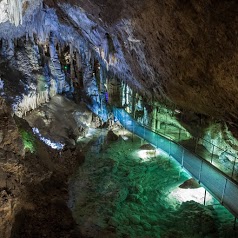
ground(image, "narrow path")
xmin=113 ymin=108 xmax=238 ymax=218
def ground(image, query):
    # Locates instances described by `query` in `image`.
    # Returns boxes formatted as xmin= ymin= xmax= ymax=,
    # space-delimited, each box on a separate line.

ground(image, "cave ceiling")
xmin=1 ymin=0 xmax=238 ymax=123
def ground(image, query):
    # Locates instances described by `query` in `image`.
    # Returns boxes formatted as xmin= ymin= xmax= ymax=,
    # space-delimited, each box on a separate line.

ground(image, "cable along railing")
xmin=113 ymin=107 xmax=238 ymax=219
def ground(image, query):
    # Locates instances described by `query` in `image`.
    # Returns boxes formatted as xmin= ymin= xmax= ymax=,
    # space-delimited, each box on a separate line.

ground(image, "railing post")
xmin=132 ymin=119 xmax=134 ymax=142
xmin=221 ymin=178 xmax=228 ymax=204
xmin=231 ymin=157 xmax=237 ymax=178
xmin=204 ymin=189 xmax=207 ymax=206
xmin=156 ymin=132 xmax=159 ymax=148
xmin=164 ymin=111 xmax=167 ymax=134
xmin=168 ymin=154 xmax=171 ymax=167
xmin=178 ymin=167 xmax=181 ymax=180
xmin=178 ymin=148 xmax=185 ymax=180
xmin=169 ymin=140 xmax=171 ymax=156
xmin=143 ymin=118 xmax=145 ymax=141
xmin=198 ymin=160 xmax=203 ymax=183
xmin=211 ymin=144 xmax=215 ymax=164
xmin=123 ymin=114 xmax=125 ymax=136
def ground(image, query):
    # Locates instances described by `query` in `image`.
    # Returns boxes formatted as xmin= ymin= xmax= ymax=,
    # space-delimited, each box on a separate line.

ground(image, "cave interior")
xmin=1 ymin=0 xmax=238 ymax=237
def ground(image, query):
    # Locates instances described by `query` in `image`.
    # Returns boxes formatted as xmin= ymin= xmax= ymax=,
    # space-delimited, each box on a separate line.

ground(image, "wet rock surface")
xmin=0 ymin=97 xmax=85 ymax=238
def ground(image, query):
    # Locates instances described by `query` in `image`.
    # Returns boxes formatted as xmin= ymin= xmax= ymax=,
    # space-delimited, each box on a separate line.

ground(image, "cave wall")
xmin=1 ymin=0 xmax=238 ymax=123
xmin=43 ymin=0 xmax=238 ymax=123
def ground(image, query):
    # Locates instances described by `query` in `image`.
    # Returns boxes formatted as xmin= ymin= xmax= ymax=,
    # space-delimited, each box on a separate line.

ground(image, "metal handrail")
xmin=120 ymin=94 xmax=237 ymax=172
xmin=120 ymin=91 xmax=235 ymax=157
xmin=114 ymin=107 xmax=238 ymax=219
xmin=114 ymin=107 xmax=238 ymax=185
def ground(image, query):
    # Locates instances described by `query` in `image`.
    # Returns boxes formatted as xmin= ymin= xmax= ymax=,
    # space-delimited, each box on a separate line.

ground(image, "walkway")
xmin=113 ymin=108 xmax=238 ymax=218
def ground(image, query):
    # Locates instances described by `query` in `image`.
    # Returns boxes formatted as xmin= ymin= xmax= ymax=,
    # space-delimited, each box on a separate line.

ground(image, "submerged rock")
xmin=139 ymin=143 xmax=155 ymax=150
xmin=179 ymin=178 xmax=201 ymax=189
xmin=107 ymin=130 xmax=119 ymax=142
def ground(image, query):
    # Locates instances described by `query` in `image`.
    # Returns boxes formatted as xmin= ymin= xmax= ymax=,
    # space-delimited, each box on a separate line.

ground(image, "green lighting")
xmin=20 ymin=129 xmax=36 ymax=153
xmin=64 ymin=65 xmax=68 ymax=69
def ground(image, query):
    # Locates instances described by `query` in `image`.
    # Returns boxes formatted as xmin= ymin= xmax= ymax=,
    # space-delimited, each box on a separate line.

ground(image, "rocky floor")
xmin=69 ymin=129 xmax=238 ymax=238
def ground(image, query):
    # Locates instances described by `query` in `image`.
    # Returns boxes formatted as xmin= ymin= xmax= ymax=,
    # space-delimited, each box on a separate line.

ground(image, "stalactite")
xmin=99 ymin=64 xmax=104 ymax=92
xmin=34 ymin=9 xmax=48 ymax=44
xmin=7 ymin=0 xmax=22 ymax=26
xmin=15 ymin=91 xmax=49 ymax=117
xmin=58 ymin=43 xmax=62 ymax=58
xmin=49 ymin=79 xmax=57 ymax=98
xmin=26 ymin=42 xmax=41 ymax=71
xmin=76 ymin=51 xmax=82 ymax=71
xmin=75 ymin=50 xmax=82 ymax=86
xmin=103 ymin=33 xmax=109 ymax=63
xmin=49 ymin=36 xmax=68 ymax=94
xmin=69 ymin=43 xmax=75 ymax=80
xmin=7 ymin=39 xmax=14 ymax=58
